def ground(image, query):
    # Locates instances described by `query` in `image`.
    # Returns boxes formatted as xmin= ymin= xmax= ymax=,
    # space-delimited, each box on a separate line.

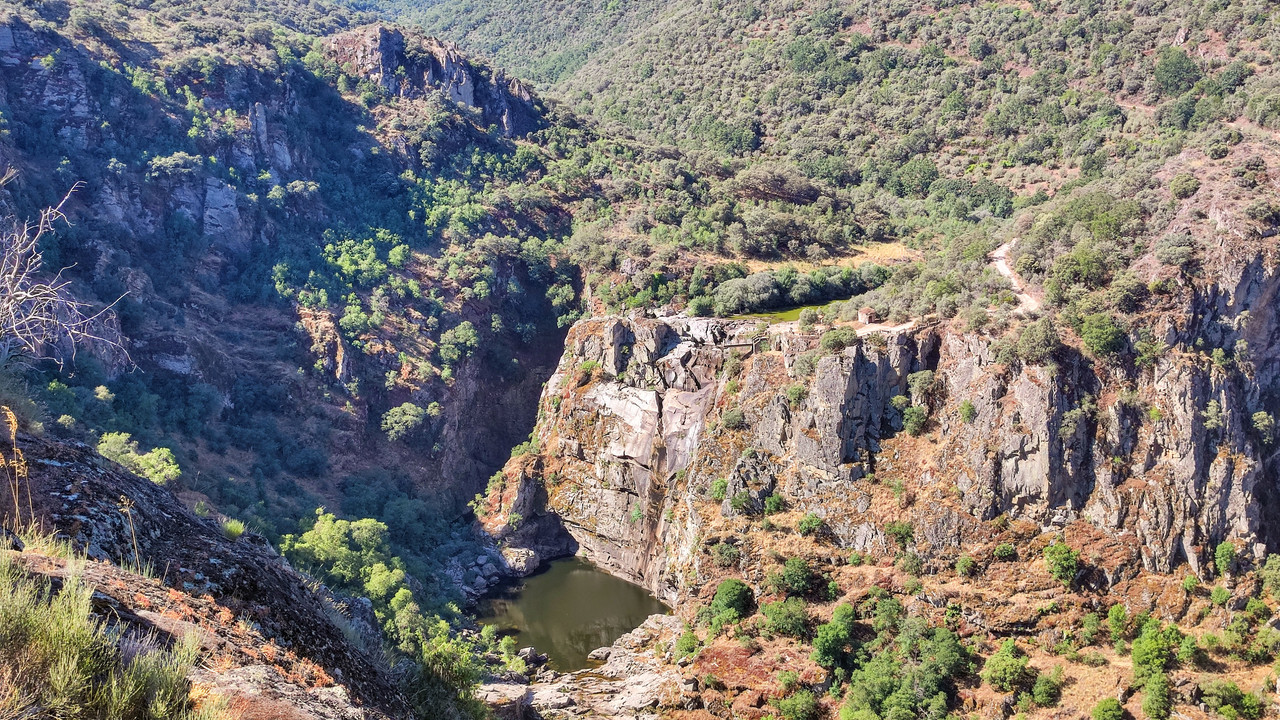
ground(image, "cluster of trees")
xmin=280 ymin=511 xmax=493 ymax=717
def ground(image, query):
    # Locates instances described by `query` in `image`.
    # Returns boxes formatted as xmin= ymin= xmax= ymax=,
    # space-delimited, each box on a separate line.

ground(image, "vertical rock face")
xmin=327 ymin=26 xmax=542 ymax=137
xmin=491 ymin=250 xmax=1280 ymax=603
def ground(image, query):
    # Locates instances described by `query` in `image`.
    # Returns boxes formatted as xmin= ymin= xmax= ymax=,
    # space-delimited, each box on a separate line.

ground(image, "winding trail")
xmin=990 ymin=239 xmax=1042 ymax=314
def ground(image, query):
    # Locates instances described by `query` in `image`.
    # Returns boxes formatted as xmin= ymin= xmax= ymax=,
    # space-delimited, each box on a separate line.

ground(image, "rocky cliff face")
xmin=488 ymin=249 xmax=1280 ymax=603
xmin=328 ymin=26 xmax=542 ymax=137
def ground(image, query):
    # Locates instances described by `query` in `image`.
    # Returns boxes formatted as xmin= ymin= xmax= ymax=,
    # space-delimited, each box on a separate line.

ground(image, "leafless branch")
xmin=0 ymin=184 xmax=128 ymax=368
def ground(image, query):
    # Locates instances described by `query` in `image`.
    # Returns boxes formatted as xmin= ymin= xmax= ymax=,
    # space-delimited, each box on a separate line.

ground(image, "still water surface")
xmin=476 ymin=557 xmax=670 ymax=671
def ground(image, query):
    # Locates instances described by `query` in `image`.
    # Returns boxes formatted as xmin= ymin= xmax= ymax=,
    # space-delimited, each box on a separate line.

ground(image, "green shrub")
xmin=381 ymin=402 xmax=427 ymax=441
xmin=1092 ymin=697 xmax=1124 ymax=720
xmin=1031 ymin=666 xmax=1065 ymax=707
xmin=1211 ymin=585 xmax=1231 ymax=606
xmin=885 ymin=521 xmax=914 ymax=548
xmin=959 ymin=400 xmax=977 ymax=424
xmin=221 ymin=518 xmax=246 ymax=541
xmin=1170 ymin=173 xmax=1201 ymax=199
xmin=710 ymin=478 xmax=728 ymax=500
xmin=778 ymin=669 xmax=800 ymax=692
xmin=955 ymin=554 xmax=977 ymax=577
xmin=1131 ymin=618 xmax=1177 ymax=683
xmin=811 ymin=603 xmax=855 ymax=668
xmin=768 ymin=557 xmax=817 ymax=596
xmin=897 ymin=552 xmax=923 ymax=576
xmin=1252 ymin=412 xmax=1275 ymax=443
xmin=1108 ymin=604 xmax=1129 ymax=641
xmin=1201 ymin=680 xmax=1264 ymax=720
xmin=1080 ymin=612 xmax=1101 ymax=645
xmin=688 ymin=295 xmax=715 ymax=316
xmin=762 ymin=597 xmax=809 ymax=637
xmin=1154 ymin=46 xmax=1201 ymax=96
xmin=785 ymin=383 xmax=808 ymax=407
xmin=902 ymin=406 xmax=928 ymax=436
xmin=1142 ymin=672 xmax=1172 ymax=720
xmin=1081 ymin=313 xmax=1125 ymax=356
xmin=97 ymin=432 xmax=182 ymax=485
xmin=764 ymin=494 xmax=786 ymax=515
xmin=0 ymin=553 xmax=230 ymax=720
xmin=1043 ymin=541 xmax=1080 ymax=585
xmin=1017 ymin=317 xmax=1061 ymax=364
xmin=1215 ymin=541 xmax=1236 ymax=577
xmin=906 ymin=370 xmax=935 ymax=401
xmin=711 ymin=542 xmax=741 ymax=568
xmin=722 ymin=407 xmax=746 ymax=430
xmin=1182 ymin=575 xmax=1198 ymax=593
xmin=1261 ymin=554 xmax=1280 ymax=598
xmin=709 ymin=578 xmax=754 ymax=620
xmin=983 ymin=638 xmax=1031 ymax=692
xmin=797 ymin=513 xmax=823 ymax=536
xmin=776 ymin=689 xmax=819 ymax=720
xmin=820 ymin=328 xmax=858 ymax=352
xmin=675 ymin=630 xmax=700 ymax=658
xmin=993 ymin=543 xmax=1017 ymax=561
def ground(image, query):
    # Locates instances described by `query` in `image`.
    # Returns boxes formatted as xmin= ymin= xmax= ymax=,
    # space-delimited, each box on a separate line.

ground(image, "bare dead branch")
xmin=0 ymin=185 xmax=128 ymax=368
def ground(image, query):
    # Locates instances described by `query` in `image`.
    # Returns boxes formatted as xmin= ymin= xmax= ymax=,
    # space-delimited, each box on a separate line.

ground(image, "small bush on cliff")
xmin=97 ymin=432 xmax=182 ymax=485
xmin=1142 ymin=672 xmax=1173 ymax=720
xmin=959 ymin=400 xmax=977 ymax=423
xmin=902 ymin=405 xmax=928 ymax=436
xmin=984 ymin=639 xmax=1032 ymax=692
xmin=764 ymin=494 xmax=786 ymax=514
xmin=769 ymin=557 xmax=818 ymax=596
xmin=675 ymin=629 xmax=700 ymax=659
xmin=1170 ymin=173 xmax=1201 ymax=199
xmin=776 ymin=689 xmax=819 ymax=720
xmin=1252 ymin=412 xmax=1276 ymax=444
xmin=1081 ymin=313 xmax=1125 ymax=357
xmin=381 ymin=402 xmax=427 ymax=441
xmin=993 ymin=543 xmax=1017 ymax=561
xmin=1131 ymin=618 xmax=1179 ymax=683
xmin=710 ymin=579 xmax=754 ymax=621
xmin=710 ymin=477 xmax=728 ymax=500
xmin=1092 ymin=698 xmax=1124 ymax=720
xmin=1031 ymin=666 xmax=1065 ymax=706
xmin=820 ymin=328 xmax=858 ymax=352
xmin=1215 ymin=542 xmax=1237 ymax=577
xmin=1201 ymin=680 xmax=1265 ymax=720
xmin=812 ymin=603 xmax=856 ymax=668
xmin=956 ymin=554 xmax=977 ymax=577
xmin=885 ymin=521 xmax=914 ymax=548
xmin=1043 ymin=540 xmax=1080 ymax=585
xmin=762 ymin=597 xmax=809 ymax=637
xmin=711 ymin=542 xmax=740 ymax=567
xmin=221 ymin=518 xmax=246 ymax=541
xmin=1017 ymin=317 xmax=1060 ymax=365
xmin=722 ymin=407 xmax=746 ymax=430
xmin=1261 ymin=555 xmax=1280 ymax=598
xmin=797 ymin=513 xmax=823 ymax=536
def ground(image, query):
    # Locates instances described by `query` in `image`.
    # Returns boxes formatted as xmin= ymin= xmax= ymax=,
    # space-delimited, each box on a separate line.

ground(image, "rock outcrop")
xmin=328 ymin=26 xmax=542 ymax=137
xmin=10 ymin=433 xmax=414 ymax=719
xmin=489 ymin=247 xmax=1280 ymax=605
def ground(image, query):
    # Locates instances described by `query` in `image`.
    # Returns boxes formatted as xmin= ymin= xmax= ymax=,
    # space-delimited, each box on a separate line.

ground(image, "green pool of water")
xmin=475 ymin=557 xmax=669 ymax=671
